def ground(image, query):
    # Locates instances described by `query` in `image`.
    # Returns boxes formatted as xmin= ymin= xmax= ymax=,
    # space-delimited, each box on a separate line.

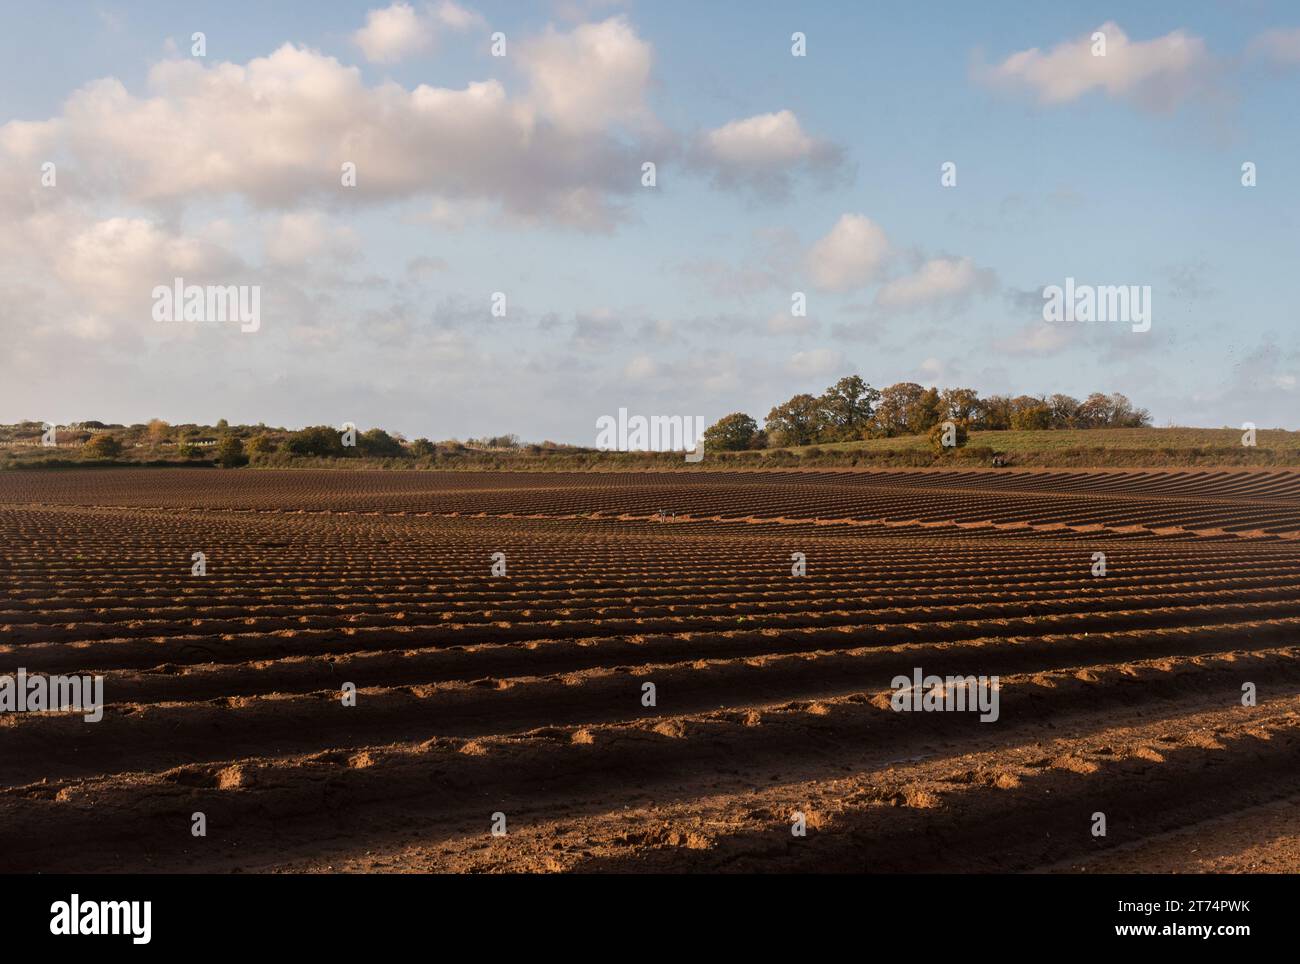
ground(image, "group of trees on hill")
xmin=10 ymin=379 xmax=1152 ymax=466
xmin=704 ymin=376 xmax=1152 ymax=451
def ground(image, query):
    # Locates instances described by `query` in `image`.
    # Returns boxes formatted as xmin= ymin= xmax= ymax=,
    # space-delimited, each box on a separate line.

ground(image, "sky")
xmin=1 ymin=0 xmax=1297 ymax=441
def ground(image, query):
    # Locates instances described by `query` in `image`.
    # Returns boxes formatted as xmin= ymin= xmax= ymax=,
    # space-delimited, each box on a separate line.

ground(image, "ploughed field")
xmin=2 ymin=467 xmax=1300 ymax=873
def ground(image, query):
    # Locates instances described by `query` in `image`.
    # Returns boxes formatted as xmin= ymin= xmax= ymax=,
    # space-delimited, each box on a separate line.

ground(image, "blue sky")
xmin=1 ymin=1 xmax=1297 ymax=440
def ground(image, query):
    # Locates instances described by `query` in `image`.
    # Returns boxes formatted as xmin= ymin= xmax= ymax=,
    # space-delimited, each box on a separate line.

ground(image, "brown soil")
xmin=1 ymin=467 xmax=1298 ymax=872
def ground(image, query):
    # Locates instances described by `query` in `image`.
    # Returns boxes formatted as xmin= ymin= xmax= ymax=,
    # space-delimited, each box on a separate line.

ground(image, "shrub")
xmin=283 ymin=426 xmax=345 ymax=458
xmin=248 ymin=434 xmax=277 ymax=455
xmin=215 ymin=436 xmax=248 ymax=468
xmin=357 ymin=428 xmax=406 ymax=458
xmin=928 ymin=420 xmax=969 ymax=455
xmin=81 ymin=434 xmax=122 ymax=460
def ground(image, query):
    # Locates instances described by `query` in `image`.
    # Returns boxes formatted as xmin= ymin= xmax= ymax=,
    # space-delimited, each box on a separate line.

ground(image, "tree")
xmin=409 ymin=438 xmax=436 ymax=456
xmin=703 ymin=413 xmax=760 ymax=451
xmin=1046 ymin=394 xmax=1080 ymax=428
xmin=147 ymin=419 xmax=170 ymax=448
xmin=357 ymin=428 xmax=405 ymax=458
xmin=248 ymin=434 xmax=277 ymax=454
xmin=1010 ymin=401 xmax=1052 ymax=430
xmin=818 ymin=376 xmax=880 ymax=441
xmin=977 ymin=395 xmax=1014 ymax=431
xmin=82 ymin=435 xmax=122 ymax=459
xmin=940 ymin=387 xmax=983 ymax=423
xmin=1107 ymin=392 xmax=1151 ymax=428
xmin=873 ymin=382 xmax=925 ymax=436
xmin=215 ymin=436 xmax=248 ymax=468
xmin=765 ymin=394 xmax=826 ymax=447
xmin=909 ymin=387 xmax=945 ymax=433
xmin=283 ymin=426 xmax=345 ymax=458
xmin=1073 ymin=393 xmax=1111 ymax=428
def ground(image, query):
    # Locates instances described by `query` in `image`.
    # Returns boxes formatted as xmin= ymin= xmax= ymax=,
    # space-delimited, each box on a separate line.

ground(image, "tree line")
xmin=703 ymin=377 xmax=1152 ymax=451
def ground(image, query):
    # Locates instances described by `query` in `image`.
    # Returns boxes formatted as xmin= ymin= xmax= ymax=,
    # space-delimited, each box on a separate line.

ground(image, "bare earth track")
xmin=2 ymin=468 xmax=1299 ymax=873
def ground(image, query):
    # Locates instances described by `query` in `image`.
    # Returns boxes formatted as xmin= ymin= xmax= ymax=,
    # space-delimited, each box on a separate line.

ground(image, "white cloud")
xmin=978 ymin=21 xmax=1212 ymax=111
xmin=353 ymin=2 xmax=482 ymax=64
xmin=354 ymin=3 xmax=435 ymax=63
xmin=518 ymin=16 xmax=653 ymax=131
xmin=0 ymin=205 xmax=245 ymax=345
xmin=691 ymin=110 xmax=846 ymax=199
xmin=0 ymin=37 xmax=654 ymax=230
xmin=788 ymin=348 xmax=842 ymax=377
xmin=433 ymin=1 xmax=485 ymax=31
xmin=806 ymin=214 xmax=890 ymax=292
xmin=875 ymin=256 xmax=994 ymax=310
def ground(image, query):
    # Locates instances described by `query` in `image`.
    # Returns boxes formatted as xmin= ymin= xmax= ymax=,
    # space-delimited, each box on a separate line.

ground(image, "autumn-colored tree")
xmin=938 ymin=387 xmax=981 ymax=423
xmin=1011 ymin=402 xmax=1052 ymax=430
xmin=703 ymin=413 xmax=760 ymax=451
xmin=909 ymin=387 xmax=945 ymax=433
xmin=146 ymin=419 xmax=170 ymax=448
xmin=765 ymin=394 xmax=826 ymax=447
xmin=1047 ymin=394 xmax=1081 ymax=428
xmin=977 ymin=395 xmax=1014 ymax=430
xmin=82 ymin=434 xmax=123 ymax=459
xmin=818 ymin=375 xmax=880 ymax=441
xmin=873 ymin=382 xmax=925 ymax=436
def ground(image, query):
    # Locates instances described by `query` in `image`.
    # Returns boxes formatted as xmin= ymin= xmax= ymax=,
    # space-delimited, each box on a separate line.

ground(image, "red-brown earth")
xmin=2 ymin=467 xmax=1298 ymax=872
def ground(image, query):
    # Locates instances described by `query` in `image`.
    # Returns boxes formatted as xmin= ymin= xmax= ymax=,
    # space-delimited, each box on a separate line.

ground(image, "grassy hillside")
xmin=775 ymin=427 xmax=1300 ymax=455
xmin=3 ymin=426 xmax=1298 ymax=471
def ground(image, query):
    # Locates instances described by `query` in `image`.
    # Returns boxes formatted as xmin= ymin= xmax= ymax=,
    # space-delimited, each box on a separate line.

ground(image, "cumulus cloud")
xmin=875 ymin=256 xmax=995 ymax=311
xmin=353 ymin=2 xmax=483 ymax=64
xmin=517 ymin=16 xmax=653 ymax=132
xmin=690 ymin=109 xmax=847 ymax=199
xmin=977 ymin=21 xmax=1213 ymax=111
xmin=0 ymin=204 xmax=249 ymax=347
xmin=806 ymin=214 xmax=890 ymax=292
xmin=0 ymin=33 xmax=656 ymax=230
xmin=354 ymin=3 xmax=434 ymax=62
